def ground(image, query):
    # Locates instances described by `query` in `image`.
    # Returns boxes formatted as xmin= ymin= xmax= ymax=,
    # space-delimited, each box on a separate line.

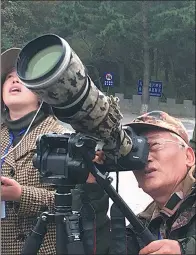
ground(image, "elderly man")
xmin=126 ymin=111 xmax=195 ymax=255
xmin=96 ymin=111 xmax=195 ymax=255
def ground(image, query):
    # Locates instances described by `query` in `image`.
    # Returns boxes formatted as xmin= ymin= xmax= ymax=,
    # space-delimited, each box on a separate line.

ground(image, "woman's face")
xmin=2 ymin=70 xmax=39 ymax=111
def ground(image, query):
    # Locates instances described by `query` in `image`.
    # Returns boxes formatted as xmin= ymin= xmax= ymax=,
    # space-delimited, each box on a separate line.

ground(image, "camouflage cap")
xmin=125 ymin=111 xmax=189 ymax=144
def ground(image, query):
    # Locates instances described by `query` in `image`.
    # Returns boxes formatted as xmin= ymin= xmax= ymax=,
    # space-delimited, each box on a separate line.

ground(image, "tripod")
xmin=21 ymin=185 xmax=85 ymax=255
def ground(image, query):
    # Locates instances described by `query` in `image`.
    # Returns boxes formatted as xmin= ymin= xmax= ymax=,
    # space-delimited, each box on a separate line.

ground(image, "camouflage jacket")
xmin=125 ymin=166 xmax=196 ymax=255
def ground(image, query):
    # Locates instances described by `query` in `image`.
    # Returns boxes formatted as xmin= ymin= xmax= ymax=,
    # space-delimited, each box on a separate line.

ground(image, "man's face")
xmin=2 ymin=70 xmax=39 ymax=110
xmin=133 ymin=130 xmax=195 ymax=197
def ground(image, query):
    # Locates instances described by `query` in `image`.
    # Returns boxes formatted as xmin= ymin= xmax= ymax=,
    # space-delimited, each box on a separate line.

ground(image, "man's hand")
xmin=139 ymin=239 xmax=181 ymax=255
xmin=1 ymin=176 xmax=22 ymax=201
xmin=86 ymin=151 xmax=105 ymax=183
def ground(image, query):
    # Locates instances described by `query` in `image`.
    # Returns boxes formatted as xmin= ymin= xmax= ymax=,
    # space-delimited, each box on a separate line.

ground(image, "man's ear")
xmin=186 ymin=147 xmax=195 ymax=167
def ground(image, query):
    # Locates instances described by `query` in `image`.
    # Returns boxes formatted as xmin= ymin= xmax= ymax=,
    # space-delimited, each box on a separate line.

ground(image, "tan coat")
xmin=1 ymin=116 xmax=67 ymax=254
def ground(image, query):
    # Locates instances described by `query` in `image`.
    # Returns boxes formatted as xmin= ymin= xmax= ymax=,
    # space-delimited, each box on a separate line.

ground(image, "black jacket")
xmin=72 ymin=183 xmax=110 ymax=255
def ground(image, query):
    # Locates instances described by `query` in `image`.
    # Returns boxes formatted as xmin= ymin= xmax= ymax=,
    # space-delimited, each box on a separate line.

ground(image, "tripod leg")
xmin=109 ymin=203 xmax=127 ymax=255
xmin=21 ymin=212 xmax=49 ymax=255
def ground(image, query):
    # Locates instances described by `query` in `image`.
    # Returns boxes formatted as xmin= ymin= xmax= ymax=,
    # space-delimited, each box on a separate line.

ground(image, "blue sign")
xmin=103 ymin=72 xmax=114 ymax=86
xmin=137 ymin=80 xmax=163 ymax=97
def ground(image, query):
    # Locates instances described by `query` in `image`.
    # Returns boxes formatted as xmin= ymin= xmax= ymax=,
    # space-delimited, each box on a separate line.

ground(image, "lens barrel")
xmin=17 ymin=34 xmax=88 ymax=108
xmin=16 ymin=34 xmax=144 ymax=169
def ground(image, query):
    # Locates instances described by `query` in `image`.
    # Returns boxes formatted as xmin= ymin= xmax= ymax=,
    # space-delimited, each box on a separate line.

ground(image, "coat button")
xmin=9 ymin=168 xmax=15 ymax=177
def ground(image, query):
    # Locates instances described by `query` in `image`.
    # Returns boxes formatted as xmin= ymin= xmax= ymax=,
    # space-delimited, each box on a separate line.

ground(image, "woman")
xmin=1 ymin=48 xmax=109 ymax=255
xmin=1 ymin=47 xmax=68 ymax=254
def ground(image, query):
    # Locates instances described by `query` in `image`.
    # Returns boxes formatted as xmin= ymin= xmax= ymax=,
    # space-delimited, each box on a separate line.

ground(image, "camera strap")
xmin=109 ymin=203 xmax=127 ymax=255
xmin=80 ymin=203 xmax=97 ymax=255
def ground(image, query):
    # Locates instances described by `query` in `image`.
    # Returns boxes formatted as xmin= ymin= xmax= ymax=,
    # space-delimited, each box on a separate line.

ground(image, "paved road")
xmin=61 ymin=112 xmax=195 ymax=221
